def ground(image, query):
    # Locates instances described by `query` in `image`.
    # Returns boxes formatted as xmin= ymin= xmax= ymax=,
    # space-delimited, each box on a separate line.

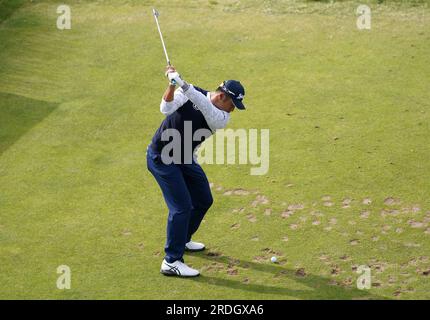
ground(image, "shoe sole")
xmin=160 ymin=269 xmax=200 ymax=277
xmin=184 ymin=247 xmax=206 ymax=252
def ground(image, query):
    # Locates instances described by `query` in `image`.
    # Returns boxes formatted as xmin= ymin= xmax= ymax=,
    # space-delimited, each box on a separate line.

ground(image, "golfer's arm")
xmin=163 ymin=84 xmax=176 ymax=102
xmin=160 ymin=86 xmax=188 ymax=115
xmin=181 ymin=84 xmax=230 ymax=131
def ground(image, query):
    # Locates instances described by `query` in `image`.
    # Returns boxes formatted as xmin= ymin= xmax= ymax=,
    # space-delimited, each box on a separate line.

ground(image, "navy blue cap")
xmin=219 ymin=80 xmax=246 ymax=110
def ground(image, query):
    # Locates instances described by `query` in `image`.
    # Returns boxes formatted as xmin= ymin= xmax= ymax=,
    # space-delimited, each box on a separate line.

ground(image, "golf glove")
xmin=167 ymin=71 xmax=185 ymax=87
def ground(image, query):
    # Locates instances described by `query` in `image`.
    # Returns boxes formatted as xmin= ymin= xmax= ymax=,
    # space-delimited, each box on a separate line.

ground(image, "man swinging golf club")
xmin=147 ymin=67 xmax=246 ymax=277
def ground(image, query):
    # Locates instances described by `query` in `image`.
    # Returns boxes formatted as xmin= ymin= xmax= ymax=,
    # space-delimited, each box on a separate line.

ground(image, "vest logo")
xmin=192 ymin=103 xmax=199 ymax=111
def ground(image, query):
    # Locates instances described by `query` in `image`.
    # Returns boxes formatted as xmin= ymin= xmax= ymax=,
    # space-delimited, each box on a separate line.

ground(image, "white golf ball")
xmin=271 ymin=256 xmax=277 ymax=263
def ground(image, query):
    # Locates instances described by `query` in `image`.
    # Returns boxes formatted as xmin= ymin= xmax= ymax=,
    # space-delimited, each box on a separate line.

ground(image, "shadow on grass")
xmin=0 ymin=0 xmax=27 ymax=24
xmin=192 ymin=253 xmax=388 ymax=300
xmin=0 ymin=92 xmax=58 ymax=156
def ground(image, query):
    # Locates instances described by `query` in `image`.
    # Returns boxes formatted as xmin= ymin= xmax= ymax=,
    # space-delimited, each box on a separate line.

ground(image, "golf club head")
xmin=152 ymin=8 xmax=159 ymax=18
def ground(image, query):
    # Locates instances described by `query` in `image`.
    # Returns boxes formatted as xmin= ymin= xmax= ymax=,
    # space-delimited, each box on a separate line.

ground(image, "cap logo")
xmin=237 ymin=93 xmax=244 ymax=100
xmin=221 ymin=85 xmax=235 ymax=97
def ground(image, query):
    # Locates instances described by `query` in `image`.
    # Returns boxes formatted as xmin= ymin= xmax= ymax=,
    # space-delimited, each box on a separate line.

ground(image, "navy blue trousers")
xmin=146 ymin=146 xmax=213 ymax=263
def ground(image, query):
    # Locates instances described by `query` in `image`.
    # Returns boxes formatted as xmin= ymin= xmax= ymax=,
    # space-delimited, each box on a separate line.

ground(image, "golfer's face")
xmin=222 ymin=95 xmax=235 ymax=113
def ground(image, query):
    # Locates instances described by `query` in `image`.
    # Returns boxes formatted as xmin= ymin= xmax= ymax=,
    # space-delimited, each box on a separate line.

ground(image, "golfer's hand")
xmin=167 ymin=71 xmax=185 ymax=87
xmin=165 ymin=66 xmax=181 ymax=86
xmin=165 ymin=65 xmax=176 ymax=77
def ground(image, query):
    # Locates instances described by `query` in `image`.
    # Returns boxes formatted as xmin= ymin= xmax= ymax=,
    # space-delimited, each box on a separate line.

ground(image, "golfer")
xmin=147 ymin=66 xmax=246 ymax=277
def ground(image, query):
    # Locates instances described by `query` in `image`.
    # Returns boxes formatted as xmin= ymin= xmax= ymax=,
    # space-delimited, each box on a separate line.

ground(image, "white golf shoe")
xmin=160 ymin=259 xmax=200 ymax=277
xmin=185 ymin=241 xmax=206 ymax=252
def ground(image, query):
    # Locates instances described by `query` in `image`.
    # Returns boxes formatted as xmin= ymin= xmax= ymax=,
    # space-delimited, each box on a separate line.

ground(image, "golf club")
xmin=152 ymin=8 xmax=171 ymax=66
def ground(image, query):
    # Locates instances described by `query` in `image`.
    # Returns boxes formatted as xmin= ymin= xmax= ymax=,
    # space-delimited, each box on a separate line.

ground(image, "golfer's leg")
xmin=147 ymin=151 xmax=192 ymax=263
xmin=180 ymin=163 xmax=213 ymax=242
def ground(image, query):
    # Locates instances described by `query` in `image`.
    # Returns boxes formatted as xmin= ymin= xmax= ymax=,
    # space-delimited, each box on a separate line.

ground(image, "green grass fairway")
xmin=1 ymin=0 xmax=429 ymax=299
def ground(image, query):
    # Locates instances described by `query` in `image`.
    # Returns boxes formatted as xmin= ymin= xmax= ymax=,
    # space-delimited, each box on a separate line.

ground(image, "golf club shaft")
xmin=152 ymin=8 xmax=171 ymax=66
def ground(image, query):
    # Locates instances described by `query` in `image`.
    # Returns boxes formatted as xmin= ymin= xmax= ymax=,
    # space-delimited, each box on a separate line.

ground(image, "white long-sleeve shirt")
xmin=159 ymin=85 xmax=230 ymax=132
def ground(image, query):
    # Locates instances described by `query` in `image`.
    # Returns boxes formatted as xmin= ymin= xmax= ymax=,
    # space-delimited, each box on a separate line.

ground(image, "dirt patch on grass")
xmin=252 ymin=256 xmax=266 ymax=263
xmin=362 ymin=198 xmax=372 ymax=205
xmin=408 ymin=220 xmax=425 ymax=228
xmin=295 ymin=268 xmax=306 ymax=277
xmin=342 ymin=277 xmax=353 ymax=287
xmin=384 ymin=197 xmax=401 ymax=206
xmin=223 ymin=188 xmax=251 ymax=196
xmin=342 ymin=198 xmax=352 ymax=208
xmin=381 ymin=209 xmax=400 ymax=217
xmin=251 ymin=194 xmax=269 ymax=207
xmin=360 ymin=211 xmax=370 ymax=218
xmin=330 ymin=264 xmax=341 ymax=276
xmin=290 ymin=223 xmax=299 ymax=230
xmin=288 ymin=203 xmax=305 ymax=211
xmin=349 ymin=239 xmax=360 ymax=246
xmin=122 ymin=229 xmax=132 ymax=236
xmin=281 ymin=210 xmax=294 ymax=219
xmin=421 ymin=269 xmax=430 ymax=276
xmin=202 ymin=262 xmax=225 ymax=273
xmin=340 ymin=255 xmax=350 ymax=261
xmin=227 ymin=267 xmax=238 ymax=276
xmin=206 ymin=251 xmax=222 ymax=257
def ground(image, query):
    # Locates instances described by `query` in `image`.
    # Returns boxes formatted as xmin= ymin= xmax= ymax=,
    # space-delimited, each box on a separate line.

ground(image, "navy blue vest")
xmin=150 ymin=86 xmax=212 ymax=163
